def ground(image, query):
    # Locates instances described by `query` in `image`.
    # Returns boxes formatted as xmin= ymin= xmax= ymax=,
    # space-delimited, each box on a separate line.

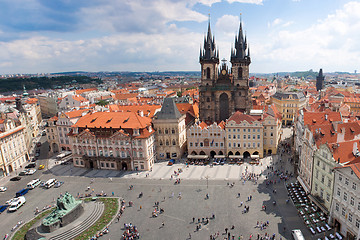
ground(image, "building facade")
xmin=70 ymin=111 xmax=156 ymax=171
xmin=153 ymin=98 xmax=187 ymax=160
xmin=187 ymin=121 xmax=226 ymax=157
xmin=0 ymin=119 xmax=28 ymax=177
xmin=199 ymin=20 xmax=251 ymax=122
xmin=330 ymin=163 xmax=360 ymax=240
xmin=271 ymin=91 xmax=306 ymax=125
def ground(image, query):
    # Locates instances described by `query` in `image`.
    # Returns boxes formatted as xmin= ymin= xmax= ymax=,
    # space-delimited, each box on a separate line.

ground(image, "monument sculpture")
xmin=41 ymin=192 xmax=84 ymax=233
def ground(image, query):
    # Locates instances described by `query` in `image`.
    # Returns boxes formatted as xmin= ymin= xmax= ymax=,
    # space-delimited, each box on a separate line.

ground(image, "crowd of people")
xmin=121 ymin=223 xmax=139 ymax=240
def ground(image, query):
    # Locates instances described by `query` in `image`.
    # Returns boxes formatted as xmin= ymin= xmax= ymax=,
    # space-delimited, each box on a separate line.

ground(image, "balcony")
xmin=82 ymin=155 xmax=131 ymax=161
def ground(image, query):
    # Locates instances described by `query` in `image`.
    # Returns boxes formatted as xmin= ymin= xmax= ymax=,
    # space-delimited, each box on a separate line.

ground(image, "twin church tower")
xmin=199 ymin=18 xmax=252 ymax=122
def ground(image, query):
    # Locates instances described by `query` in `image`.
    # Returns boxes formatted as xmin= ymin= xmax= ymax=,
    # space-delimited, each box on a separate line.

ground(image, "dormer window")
xmin=133 ymin=129 xmax=140 ymax=136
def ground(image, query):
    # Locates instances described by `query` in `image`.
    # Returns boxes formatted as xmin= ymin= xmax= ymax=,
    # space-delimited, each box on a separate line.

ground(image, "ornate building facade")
xmin=199 ymin=20 xmax=251 ymax=122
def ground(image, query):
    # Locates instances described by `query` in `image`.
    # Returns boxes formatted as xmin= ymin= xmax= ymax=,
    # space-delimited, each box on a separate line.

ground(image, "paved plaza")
xmin=0 ymin=127 xmax=323 ymax=239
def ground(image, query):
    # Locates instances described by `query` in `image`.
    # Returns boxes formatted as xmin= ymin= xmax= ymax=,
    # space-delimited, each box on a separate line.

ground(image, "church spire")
xmin=199 ymin=14 xmax=218 ymax=63
xmin=231 ymin=14 xmax=250 ymax=63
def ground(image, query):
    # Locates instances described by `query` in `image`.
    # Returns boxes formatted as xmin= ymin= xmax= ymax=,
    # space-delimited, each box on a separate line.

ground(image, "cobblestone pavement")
xmin=0 ymin=127 xmax=321 ymax=240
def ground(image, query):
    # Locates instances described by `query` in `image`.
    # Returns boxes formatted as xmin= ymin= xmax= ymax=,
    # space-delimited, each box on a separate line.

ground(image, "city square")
xmin=0 ymin=128 xmax=322 ymax=240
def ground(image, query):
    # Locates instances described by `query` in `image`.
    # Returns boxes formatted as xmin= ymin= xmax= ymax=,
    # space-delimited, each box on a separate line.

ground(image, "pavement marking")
xmin=161 ymin=213 xmax=186 ymax=222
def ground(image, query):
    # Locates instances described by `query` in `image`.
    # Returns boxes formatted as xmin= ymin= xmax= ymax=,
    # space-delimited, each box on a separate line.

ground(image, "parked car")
xmin=8 ymin=196 xmax=26 ymax=212
xmin=38 ymin=165 xmax=45 ymax=170
xmin=5 ymin=198 xmax=17 ymax=205
xmin=19 ymin=170 xmax=29 ymax=176
xmin=26 ymin=169 xmax=36 ymax=175
xmin=25 ymin=163 xmax=36 ymax=169
xmin=0 ymin=205 xmax=8 ymax=213
xmin=15 ymin=188 xmax=29 ymax=197
xmin=0 ymin=187 xmax=7 ymax=192
xmin=54 ymin=181 xmax=64 ymax=188
xmin=10 ymin=176 xmax=21 ymax=181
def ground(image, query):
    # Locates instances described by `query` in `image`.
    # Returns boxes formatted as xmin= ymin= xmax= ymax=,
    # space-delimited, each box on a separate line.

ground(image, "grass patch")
xmin=12 ymin=209 xmax=54 ymax=240
xmin=74 ymin=198 xmax=118 ymax=240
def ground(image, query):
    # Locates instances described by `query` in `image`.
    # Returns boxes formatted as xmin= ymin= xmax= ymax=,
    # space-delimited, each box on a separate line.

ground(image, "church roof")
xmin=155 ymin=98 xmax=182 ymax=120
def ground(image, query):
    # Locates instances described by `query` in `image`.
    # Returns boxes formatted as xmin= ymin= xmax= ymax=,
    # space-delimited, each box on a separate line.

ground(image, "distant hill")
xmin=0 ymin=76 xmax=102 ymax=93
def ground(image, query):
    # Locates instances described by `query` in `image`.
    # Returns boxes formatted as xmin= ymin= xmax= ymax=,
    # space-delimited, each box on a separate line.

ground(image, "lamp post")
xmin=205 ymin=175 xmax=209 ymax=189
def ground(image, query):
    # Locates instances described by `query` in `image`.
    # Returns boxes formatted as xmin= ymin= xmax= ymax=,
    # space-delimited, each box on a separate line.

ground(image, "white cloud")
xmin=0 ymin=27 xmax=204 ymax=73
xmin=252 ymin=1 xmax=360 ymax=72
xmin=215 ymin=15 xmax=240 ymax=35
xmin=227 ymin=0 xmax=263 ymax=5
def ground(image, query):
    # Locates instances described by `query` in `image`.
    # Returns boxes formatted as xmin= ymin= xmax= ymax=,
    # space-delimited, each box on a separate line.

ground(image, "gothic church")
xmin=199 ymin=19 xmax=252 ymax=122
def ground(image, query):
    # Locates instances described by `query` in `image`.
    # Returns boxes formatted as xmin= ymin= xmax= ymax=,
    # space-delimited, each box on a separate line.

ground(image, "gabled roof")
xmin=155 ymin=98 xmax=182 ymax=120
xmin=227 ymin=111 xmax=260 ymax=124
xmin=64 ymin=109 xmax=90 ymax=119
xmin=329 ymin=139 xmax=360 ymax=164
xmin=75 ymin=88 xmax=97 ymax=95
xmin=304 ymin=111 xmax=342 ymax=126
xmin=74 ymin=111 xmax=151 ymax=129
xmin=72 ymin=95 xmax=88 ymax=103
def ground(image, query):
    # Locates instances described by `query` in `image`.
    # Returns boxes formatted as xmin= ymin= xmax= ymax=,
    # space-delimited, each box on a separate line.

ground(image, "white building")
xmin=330 ymin=161 xmax=360 ymax=239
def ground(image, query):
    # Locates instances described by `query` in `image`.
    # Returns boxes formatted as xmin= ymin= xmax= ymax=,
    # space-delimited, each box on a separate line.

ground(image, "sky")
xmin=0 ymin=0 xmax=359 ymax=74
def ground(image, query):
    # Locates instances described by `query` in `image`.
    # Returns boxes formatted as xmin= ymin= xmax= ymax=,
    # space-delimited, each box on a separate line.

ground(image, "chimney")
xmin=325 ymin=114 xmax=328 ymax=121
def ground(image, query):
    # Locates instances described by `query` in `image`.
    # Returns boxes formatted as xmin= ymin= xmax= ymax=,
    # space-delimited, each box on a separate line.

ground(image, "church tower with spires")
xmin=199 ymin=16 xmax=251 ymax=123
xmin=230 ymin=18 xmax=252 ymax=113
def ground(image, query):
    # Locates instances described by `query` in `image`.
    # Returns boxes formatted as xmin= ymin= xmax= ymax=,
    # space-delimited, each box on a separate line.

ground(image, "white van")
xmin=45 ymin=179 xmax=56 ymax=189
xmin=291 ymin=229 xmax=305 ymax=240
xmin=8 ymin=196 xmax=26 ymax=212
xmin=27 ymin=179 xmax=41 ymax=189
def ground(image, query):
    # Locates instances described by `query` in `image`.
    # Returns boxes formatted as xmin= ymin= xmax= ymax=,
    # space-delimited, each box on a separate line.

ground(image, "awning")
xmin=187 ymin=155 xmax=209 ymax=159
xmin=229 ymin=155 xmax=243 ymax=159
xmin=308 ymin=194 xmax=329 ymax=215
xmin=297 ymin=176 xmax=310 ymax=193
xmin=214 ymin=155 xmax=226 ymax=158
xmin=251 ymin=155 xmax=260 ymax=159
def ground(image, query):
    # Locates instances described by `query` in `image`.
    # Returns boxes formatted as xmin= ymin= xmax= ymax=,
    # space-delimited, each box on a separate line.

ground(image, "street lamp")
xmin=205 ymin=175 xmax=209 ymax=189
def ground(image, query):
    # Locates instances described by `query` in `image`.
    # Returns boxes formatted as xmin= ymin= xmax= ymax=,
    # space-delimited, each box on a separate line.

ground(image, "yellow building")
xmin=271 ymin=91 xmax=306 ymax=125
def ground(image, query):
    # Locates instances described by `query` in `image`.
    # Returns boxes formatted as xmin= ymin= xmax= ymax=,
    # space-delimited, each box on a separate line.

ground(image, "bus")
xmin=291 ymin=229 xmax=305 ymax=240
xmin=56 ymin=151 xmax=72 ymax=160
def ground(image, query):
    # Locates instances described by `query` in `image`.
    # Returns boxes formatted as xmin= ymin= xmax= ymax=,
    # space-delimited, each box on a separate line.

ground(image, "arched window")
xmin=165 ymin=129 xmax=168 ymax=134
xmin=171 ymin=128 xmax=175 ymax=134
xmin=204 ymin=139 xmax=209 ymax=147
xmin=206 ymin=97 xmax=210 ymax=102
xmin=166 ymin=140 xmax=169 ymax=146
xmin=238 ymin=67 xmax=243 ymax=78
xmin=172 ymin=140 xmax=176 ymax=145
xmin=238 ymin=92 xmax=242 ymax=96
xmin=206 ymin=67 xmax=211 ymax=79
xmin=159 ymin=140 xmax=163 ymax=146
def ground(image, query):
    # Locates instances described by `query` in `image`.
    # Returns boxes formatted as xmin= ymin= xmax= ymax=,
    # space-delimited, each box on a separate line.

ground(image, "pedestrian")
xmin=189 ymin=233 xmax=191 ymax=239
xmin=162 ymin=222 xmax=164 ymax=227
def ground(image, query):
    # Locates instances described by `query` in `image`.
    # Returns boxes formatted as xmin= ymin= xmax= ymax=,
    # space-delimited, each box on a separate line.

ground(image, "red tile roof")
xmin=74 ymin=111 xmax=152 ymax=130
xmin=227 ymin=111 xmax=261 ymax=124
xmin=75 ymin=88 xmax=97 ymax=95
xmin=304 ymin=111 xmax=342 ymax=126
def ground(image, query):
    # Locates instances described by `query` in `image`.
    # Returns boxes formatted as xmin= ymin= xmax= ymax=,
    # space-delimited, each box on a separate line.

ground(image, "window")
xmin=344 ymin=192 xmax=347 ymax=201
xmin=339 ymin=174 xmax=343 ymax=181
xmin=233 ymin=135 xmax=236 ymax=139
xmin=357 ymin=219 xmax=360 ymax=228
xmin=328 ymin=179 xmax=332 ymax=188
xmin=315 ymin=183 xmax=318 ymax=191
xmin=158 ymin=129 xmax=162 ymax=134
xmin=253 ymin=135 xmax=255 ymax=139
xmin=326 ymin=193 xmax=330 ymax=202
xmin=358 ymin=202 xmax=360 ymax=211
xmin=229 ymin=135 xmax=231 ymax=139
xmin=351 ymin=197 xmax=355 ymax=206
xmin=321 ymin=175 xmax=325 ymax=183
xmin=345 ymin=178 xmax=349 ymax=185
xmin=257 ymin=143 xmax=260 ymax=147
xmin=342 ymin=208 xmax=346 ymax=216
xmin=243 ymin=135 xmax=246 ymax=139
xmin=248 ymin=135 xmax=250 ymax=139
xmin=320 ymin=188 xmax=324 ymax=199
xmin=353 ymin=183 xmax=357 ymax=190
xmin=172 ymin=129 xmax=175 ymax=134
xmin=190 ymin=142 xmax=193 ymax=147
xmin=336 ymin=203 xmax=339 ymax=211
xmin=317 ymin=160 xmax=320 ymax=166
xmin=257 ymin=135 xmax=260 ymax=139
xmin=349 ymin=213 xmax=353 ymax=222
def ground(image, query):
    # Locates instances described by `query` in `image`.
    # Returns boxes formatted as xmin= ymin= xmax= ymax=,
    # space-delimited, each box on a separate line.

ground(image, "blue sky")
xmin=0 ymin=0 xmax=358 ymax=74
